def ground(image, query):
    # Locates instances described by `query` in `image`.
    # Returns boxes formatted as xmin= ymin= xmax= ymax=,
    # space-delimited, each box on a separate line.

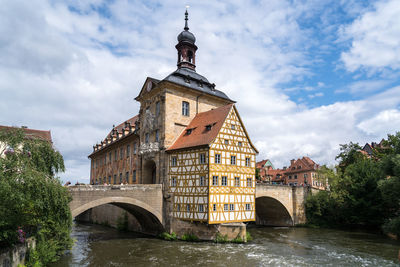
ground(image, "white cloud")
xmin=357 ymin=109 xmax=400 ymax=136
xmin=340 ymin=0 xmax=400 ymax=73
xmin=1 ymin=0 xmax=399 ymax=183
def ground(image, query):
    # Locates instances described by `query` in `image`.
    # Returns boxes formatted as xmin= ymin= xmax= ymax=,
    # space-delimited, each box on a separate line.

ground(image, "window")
xmin=104 ymin=177 xmax=106 ymax=184
xmin=198 ymin=204 xmax=204 ymax=212
xmin=186 ymin=204 xmax=190 ymax=212
xmin=119 ymin=173 xmax=122 ymax=183
xmin=245 ymin=157 xmax=250 ymax=167
xmin=213 ymin=204 xmax=217 ymax=211
xmin=215 ymin=154 xmax=221 ymax=164
xmin=109 ymin=175 xmax=112 ymax=184
xmin=172 ymin=156 xmax=177 ymax=166
xmin=229 ymin=204 xmax=234 ymax=211
xmin=155 ymin=130 xmax=159 ymax=142
xmin=115 ymin=150 xmax=117 ymax=161
xmin=120 ymin=148 xmax=123 ymax=159
xmin=245 ymin=204 xmax=251 ymax=211
xmin=205 ymin=124 xmax=212 ymax=131
xmin=289 ymin=175 xmax=292 ymax=179
xmin=133 ymin=142 xmax=137 ymax=154
xmin=172 ymin=177 xmax=177 ymax=187
xmin=231 ymin=124 xmax=236 ymax=130
xmin=109 ymin=152 xmax=112 ymax=163
xmin=199 ymin=153 xmax=206 ymax=164
xmin=156 ymin=101 xmax=160 ymax=116
xmin=224 ymin=204 xmax=229 ymax=211
xmin=224 ymin=139 xmax=229 ymax=145
xmin=145 ymin=133 xmax=149 ymax=143
xmin=231 ymin=155 xmax=236 ymax=165
xmin=200 ymin=176 xmax=205 ymax=186
xmin=304 ymin=174 xmax=308 ymax=178
xmin=294 ymin=175 xmax=298 ymax=179
xmin=235 ymin=177 xmax=240 ymax=187
xmin=112 ymin=175 xmax=116 ymax=184
xmin=133 ymin=170 xmax=136 ymax=182
xmin=182 ymin=101 xmax=189 ymax=116
xmin=212 ymin=176 xmax=218 ymax=186
xmin=247 ymin=178 xmax=252 ymax=187
xmin=177 ymin=204 xmax=180 ymax=212
xmin=126 ymin=172 xmax=129 ymax=183
xmin=238 ymin=141 xmax=242 ymax=147
xmin=126 ymin=145 xmax=130 ymax=157
xmin=187 ymin=50 xmax=193 ymax=63
xmin=221 ymin=176 xmax=227 ymax=186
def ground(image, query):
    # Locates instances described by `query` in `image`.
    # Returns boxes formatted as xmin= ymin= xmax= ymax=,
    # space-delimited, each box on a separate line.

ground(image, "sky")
xmin=1 ymin=0 xmax=400 ymax=183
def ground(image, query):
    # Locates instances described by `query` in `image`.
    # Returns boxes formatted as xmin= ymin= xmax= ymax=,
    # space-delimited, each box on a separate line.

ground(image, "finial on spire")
xmin=184 ymin=7 xmax=189 ymax=31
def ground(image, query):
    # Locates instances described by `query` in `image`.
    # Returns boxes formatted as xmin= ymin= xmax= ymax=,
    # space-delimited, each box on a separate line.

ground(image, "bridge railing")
xmin=67 ymin=184 xmax=163 ymax=191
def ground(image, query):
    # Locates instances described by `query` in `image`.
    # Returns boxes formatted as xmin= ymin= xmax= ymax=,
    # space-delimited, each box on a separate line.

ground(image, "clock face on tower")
xmin=146 ymin=81 xmax=152 ymax=92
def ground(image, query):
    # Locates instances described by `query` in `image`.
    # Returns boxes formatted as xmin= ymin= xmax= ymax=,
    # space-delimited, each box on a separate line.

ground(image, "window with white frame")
xmin=182 ymin=101 xmax=189 ymax=116
xmin=221 ymin=176 xmax=227 ymax=186
xmin=215 ymin=154 xmax=221 ymax=164
xmin=172 ymin=177 xmax=177 ymax=187
xmin=245 ymin=204 xmax=251 ymax=211
xmin=186 ymin=204 xmax=190 ymax=212
xmin=235 ymin=177 xmax=240 ymax=187
xmin=200 ymin=153 xmax=206 ymax=164
xmin=231 ymin=155 xmax=236 ymax=165
xmin=198 ymin=204 xmax=204 ymax=212
xmin=247 ymin=178 xmax=252 ymax=187
xmin=223 ymin=204 xmax=228 ymax=211
xmin=177 ymin=204 xmax=180 ymax=211
xmin=212 ymin=176 xmax=218 ymax=186
xmin=200 ymin=176 xmax=205 ymax=186
xmin=172 ymin=156 xmax=177 ymax=166
xmin=245 ymin=157 xmax=250 ymax=167
xmin=213 ymin=204 xmax=217 ymax=211
xmin=229 ymin=204 xmax=234 ymax=211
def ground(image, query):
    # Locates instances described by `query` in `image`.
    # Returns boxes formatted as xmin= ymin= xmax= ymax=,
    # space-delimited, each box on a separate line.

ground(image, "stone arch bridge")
xmin=68 ymin=184 xmax=314 ymax=233
xmin=68 ymin=184 xmax=163 ymax=234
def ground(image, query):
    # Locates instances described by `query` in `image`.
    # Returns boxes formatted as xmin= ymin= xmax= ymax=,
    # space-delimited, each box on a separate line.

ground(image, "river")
xmin=52 ymin=222 xmax=400 ymax=266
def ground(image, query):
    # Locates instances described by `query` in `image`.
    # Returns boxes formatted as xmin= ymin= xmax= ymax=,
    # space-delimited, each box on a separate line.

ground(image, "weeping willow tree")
xmin=0 ymin=128 xmax=73 ymax=265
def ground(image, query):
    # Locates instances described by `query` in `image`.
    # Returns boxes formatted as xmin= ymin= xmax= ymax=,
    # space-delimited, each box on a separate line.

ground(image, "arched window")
xmin=187 ymin=50 xmax=193 ymax=63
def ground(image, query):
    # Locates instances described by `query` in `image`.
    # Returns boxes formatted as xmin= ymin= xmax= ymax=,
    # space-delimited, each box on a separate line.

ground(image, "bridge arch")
xmin=256 ymin=196 xmax=294 ymax=226
xmin=71 ymin=196 xmax=163 ymax=234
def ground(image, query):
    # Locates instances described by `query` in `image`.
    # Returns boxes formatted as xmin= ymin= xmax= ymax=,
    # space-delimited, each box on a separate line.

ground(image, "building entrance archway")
xmin=143 ymin=160 xmax=157 ymax=184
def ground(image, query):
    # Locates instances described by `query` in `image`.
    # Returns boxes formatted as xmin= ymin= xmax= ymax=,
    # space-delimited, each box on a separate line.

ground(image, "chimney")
xmin=290 ymin=159 xmax=295 ymax=165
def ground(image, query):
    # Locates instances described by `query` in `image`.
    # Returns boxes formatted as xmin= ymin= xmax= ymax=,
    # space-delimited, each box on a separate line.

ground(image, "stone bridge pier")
xmin=255 ymin=184 xmax=311 ymax=226
xmin=69 ymin=184 xmax=164 ymax=235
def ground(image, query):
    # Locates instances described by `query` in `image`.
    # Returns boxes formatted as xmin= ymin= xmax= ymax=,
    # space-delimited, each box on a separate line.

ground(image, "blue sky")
xmin=1 ymin=0 xmax=399 ymax=183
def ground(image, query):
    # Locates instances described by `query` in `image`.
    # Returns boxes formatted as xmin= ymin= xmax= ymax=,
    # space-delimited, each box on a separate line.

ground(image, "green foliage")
xmin=214 ymin=232 xmax=228 ymax=243
xmin=116 ymin=212 xmax=129 ymax=232
xmin=306 ymin=132 xmax=400 ymax=233
xmin=159 ymin=232 xmax=177 ymax=241
xmin=382 ymin=216 xmax=400 ymax=237
xmin=0 ymin=128 xmax=72 ymax=265
xmin=181 ymin=233 xmax=199 ymax=242
xmin=246 ymin=231 xmax=253 ymax=242
xmin=255 ymin=168 xmax=260 ymax=181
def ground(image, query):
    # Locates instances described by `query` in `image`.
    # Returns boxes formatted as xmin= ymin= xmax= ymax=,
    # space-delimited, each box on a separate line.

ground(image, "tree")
xmin=0 ymin=128 xmax=72 ymax=265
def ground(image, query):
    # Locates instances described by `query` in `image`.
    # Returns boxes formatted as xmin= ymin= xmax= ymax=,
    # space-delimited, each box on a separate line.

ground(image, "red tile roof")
xmin=0 ymin=125 xmax=52 ymax=142
xmin=166 ymin=104 xmax=234 ymax=151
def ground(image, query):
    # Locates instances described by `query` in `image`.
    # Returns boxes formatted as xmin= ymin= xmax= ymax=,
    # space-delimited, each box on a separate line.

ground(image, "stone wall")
xmin=170 ymin=218 xmax=247 ymax=241
xmin=0 ymin=238 xmax=35 ymax=267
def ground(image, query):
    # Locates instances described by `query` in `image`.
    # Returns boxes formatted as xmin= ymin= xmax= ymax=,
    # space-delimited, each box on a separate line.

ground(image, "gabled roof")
xmin=285 ymin=156 xmax=318 ymax=173
xmin=0 ymin=125 xmax=52 ymax=143
xmin=134 ymin=77 xmax=160 ymax=101
xmin=105 ymin=115 xmax=138 ymax=139
xmin=256 ymin=159 xmax=274 ymax=169
xmin=166 ymin=104 xmax=233 ymax=151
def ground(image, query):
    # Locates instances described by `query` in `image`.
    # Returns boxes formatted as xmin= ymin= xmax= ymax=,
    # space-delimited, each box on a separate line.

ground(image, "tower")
xmin=176 ymin=10 xmax=198 ymax=70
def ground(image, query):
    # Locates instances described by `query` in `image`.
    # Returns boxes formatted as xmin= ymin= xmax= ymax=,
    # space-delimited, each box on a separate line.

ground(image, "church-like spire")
xmin=176 ymin=9 xmax=198 ymax=71
xmin=184 ymin=9 xmax=189 ymax=31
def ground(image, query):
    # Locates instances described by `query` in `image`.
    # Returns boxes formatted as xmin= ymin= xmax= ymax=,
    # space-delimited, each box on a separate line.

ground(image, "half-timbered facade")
xmin=167 ymin=104 xmax=258 ymax=224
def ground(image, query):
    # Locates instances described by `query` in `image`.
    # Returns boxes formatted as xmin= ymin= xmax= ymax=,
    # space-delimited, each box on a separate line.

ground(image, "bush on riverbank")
xmin=0 ymin=128 xmax=73 ymax=266
xmin=305 ymin=132 xmax=400 ymax=234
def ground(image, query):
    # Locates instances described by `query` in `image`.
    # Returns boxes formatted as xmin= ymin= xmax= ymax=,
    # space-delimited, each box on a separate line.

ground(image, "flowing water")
xmin=52 ymin=223 xmax=400 ymax=267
